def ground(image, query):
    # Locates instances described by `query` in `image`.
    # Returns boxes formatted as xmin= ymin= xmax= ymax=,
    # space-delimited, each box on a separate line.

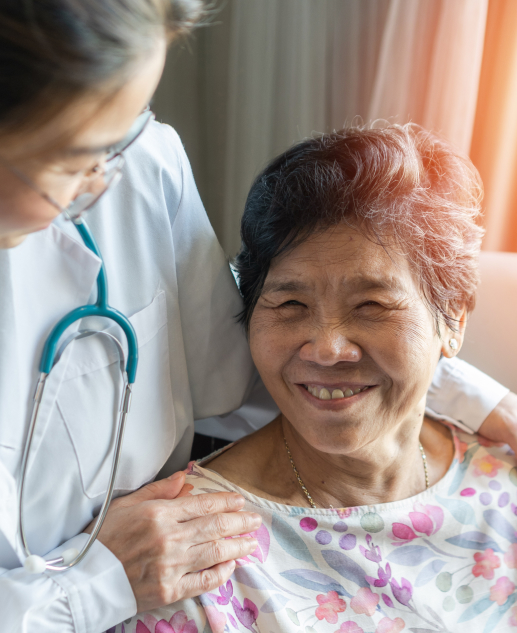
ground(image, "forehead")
xmin=265 ymin=225 xmax=415 ymax=292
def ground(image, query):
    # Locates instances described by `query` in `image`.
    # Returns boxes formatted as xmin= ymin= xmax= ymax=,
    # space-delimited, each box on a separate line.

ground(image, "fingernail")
xmin=251 ymin=513 xmax=262 ymax=526
xmin=247 ymin=538 xmax=258 ymax=549
xmin=170 ymin=471 xmax=184 ymax=481
xmin=231 ymin=494 xmax=245 ymax=505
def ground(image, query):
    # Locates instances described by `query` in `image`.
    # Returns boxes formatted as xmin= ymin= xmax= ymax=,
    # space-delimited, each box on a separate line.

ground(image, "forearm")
xmin=478 ymin=391 xmax=517 ymax=449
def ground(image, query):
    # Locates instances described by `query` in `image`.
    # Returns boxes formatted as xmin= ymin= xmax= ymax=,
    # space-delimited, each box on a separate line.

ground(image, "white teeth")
xmin=306 ymin=384 xmax=370 ymax=400
xmin=319 ymin=388 xmax=331 ymax=400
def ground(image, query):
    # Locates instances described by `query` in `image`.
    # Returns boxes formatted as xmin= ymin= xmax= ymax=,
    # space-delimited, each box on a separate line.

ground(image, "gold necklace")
xmin=283 ymin=436 xmax=429 ymax=509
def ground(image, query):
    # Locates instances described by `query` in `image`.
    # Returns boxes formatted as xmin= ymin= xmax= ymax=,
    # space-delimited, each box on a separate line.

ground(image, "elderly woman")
xmin=117 ymin=124 xmax=517 ymax=633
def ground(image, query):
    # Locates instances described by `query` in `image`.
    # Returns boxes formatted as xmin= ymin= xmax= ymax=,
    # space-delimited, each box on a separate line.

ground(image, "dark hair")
xmin=0 ymin=0 xmax=203 ymax=139
xmin=235 ymin=123 xmax=484 ymax=332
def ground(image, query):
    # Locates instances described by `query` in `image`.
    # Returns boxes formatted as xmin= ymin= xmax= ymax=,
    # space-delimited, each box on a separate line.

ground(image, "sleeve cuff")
xmin=47 ymin=533 xmax=137 ymax=633
xmin=427 ymin=357 xmax=510 ymax=433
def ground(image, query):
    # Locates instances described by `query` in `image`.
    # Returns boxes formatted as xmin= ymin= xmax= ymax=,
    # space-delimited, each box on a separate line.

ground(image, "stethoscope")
xmin=10 ymin=108 xmax=155 ymax=574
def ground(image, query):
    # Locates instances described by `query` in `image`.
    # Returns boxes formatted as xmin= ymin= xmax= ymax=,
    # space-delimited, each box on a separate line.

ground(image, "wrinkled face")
xmin=249 ymin=225 xmax=459 ymax=455
xmin=0 ymin=38 xmax=166 ymax=248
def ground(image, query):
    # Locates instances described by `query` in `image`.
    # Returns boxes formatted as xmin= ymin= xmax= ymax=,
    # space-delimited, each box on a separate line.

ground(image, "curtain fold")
xmin=470 ymin=0 xmax=517 ymax=253
xmin=154 ymin=0 xmax=489 ymax=255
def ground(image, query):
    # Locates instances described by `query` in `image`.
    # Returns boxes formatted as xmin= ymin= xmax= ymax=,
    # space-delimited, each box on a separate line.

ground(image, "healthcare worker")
xmin=0 ymin=1 xmax=516 ymax=632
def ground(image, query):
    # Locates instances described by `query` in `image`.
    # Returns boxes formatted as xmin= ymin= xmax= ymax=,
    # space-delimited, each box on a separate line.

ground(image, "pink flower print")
xmin=411 ymin=504 xmax=443 ymax=535
xmin=160 ymin=611 xmax=198 ymax=633
xmin=215 ymin=580 xmax=233 ymax=605
xmin=315 ymin=591 xmax=347 ymax=623
xmin=453 ymin=435 xmax=468 ymax=462
xmin=375 ymin=617 xmax=405 ymax=633
xmin=205 ymin=606 xmax=227 ymax=633
xmin=389 ymin=578 xmax=413 ymax=607
xmin=391 ymin=504 xmax=443 ymax=545
xmin=391 ymin=523 xmax=418 ymax=545
xmin=143 ymin=615 xmax=159 ymax=630
xmin=472 ymin=454 xmax=504 ymax=478
xmin=137 ymin=623 xmax=152 ymax=633
xmin=336 ymin=622 xmax=364 ymax=633
xmin=382 ymin=593 xmax=394 ymax=608
xmin=509 ymin=604 xmax=517 ymax=626
xmin=360 ymin=534 xmax=382 ymax=562
xmin=505 ymin=544 xmax=517 ymax=568
xmin=231 ymin=597 xmax=258 ymax=631
xmin=234 ymin=523 xmax=270 ymax=566
xmin=337 ymin=508 xmax=353 ymax=519
xmin=366 ymin=563 xmax=392 ymax=588
xmin=490 ymin=576 xmax=515 ymax=605
xmin=473 ymin=549 xmax=501 ymax=579
xmin=350 ymin=587 xmax=380 ymax=616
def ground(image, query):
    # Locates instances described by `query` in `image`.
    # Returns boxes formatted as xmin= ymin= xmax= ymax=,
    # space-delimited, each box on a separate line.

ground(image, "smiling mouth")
xmin=301 ymin=384 xmax=372 ymax=401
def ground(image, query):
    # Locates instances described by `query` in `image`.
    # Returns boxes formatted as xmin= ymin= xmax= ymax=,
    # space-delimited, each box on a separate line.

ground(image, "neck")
xmin=280 ymin=415 xmax=428 ymax=508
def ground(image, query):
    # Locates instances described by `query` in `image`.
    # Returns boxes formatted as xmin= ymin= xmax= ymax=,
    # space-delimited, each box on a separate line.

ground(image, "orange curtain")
xmin=470 ymin=0 xmax=517 ymax=252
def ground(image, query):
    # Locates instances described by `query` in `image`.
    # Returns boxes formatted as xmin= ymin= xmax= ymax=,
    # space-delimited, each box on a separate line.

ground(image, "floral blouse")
xmin=110 ymin=426 xmax=517 ymax=633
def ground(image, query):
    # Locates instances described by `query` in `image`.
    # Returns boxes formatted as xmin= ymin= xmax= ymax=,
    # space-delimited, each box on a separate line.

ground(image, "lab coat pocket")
xmin=57 ymin=291 xmax=176 ymax=499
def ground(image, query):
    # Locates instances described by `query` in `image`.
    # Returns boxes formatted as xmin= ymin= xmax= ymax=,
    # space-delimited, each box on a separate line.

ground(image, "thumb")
xmin=115 ymin=471 xmax=186 ymax=508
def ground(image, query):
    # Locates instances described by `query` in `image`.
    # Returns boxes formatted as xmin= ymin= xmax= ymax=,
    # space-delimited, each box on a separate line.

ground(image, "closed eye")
xmin=358 ymin=301 xmax=380 ymax=308
xmin=280 ymin=300 xmax=305 ymax=307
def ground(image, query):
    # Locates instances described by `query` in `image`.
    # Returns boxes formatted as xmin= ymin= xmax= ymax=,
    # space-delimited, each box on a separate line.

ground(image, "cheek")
xmin=371 ymin=309 xmax=440 ymax=391
xmin=249 ymin=314 xmax=298 ymax=392
xmin=0 ymin=178 xmax=58 ymax=232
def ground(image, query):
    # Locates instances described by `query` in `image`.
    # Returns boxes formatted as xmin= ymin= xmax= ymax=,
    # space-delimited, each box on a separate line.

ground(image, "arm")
xmin=167 ymin=127 xmax=257 ymax=421
xmin=428 ymin=356 xmax=517 ymax=452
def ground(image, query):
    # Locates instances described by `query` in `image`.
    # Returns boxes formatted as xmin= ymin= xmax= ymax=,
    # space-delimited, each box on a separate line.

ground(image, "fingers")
xmin=113 ymin=471 xmax=187 ymax=509
xmin=187 ymin=535 xmax=258 ymax=572
xmin=188 ymin=508 xmax=262 ymax=543
xmin=179 ymin=560 xmax=237 ymax=601
xmin=173 ymin=492 xmax=246 ymax=522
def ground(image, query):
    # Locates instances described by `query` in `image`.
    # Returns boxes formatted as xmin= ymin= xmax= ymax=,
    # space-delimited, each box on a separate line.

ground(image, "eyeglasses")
xmin=4 ymin=107 xmax=155 ymax=224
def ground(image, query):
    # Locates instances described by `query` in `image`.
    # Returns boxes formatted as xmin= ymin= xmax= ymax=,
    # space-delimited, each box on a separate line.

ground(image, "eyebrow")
xmin=261 ymin=276 xmax=405 ymax=295
xmin=261 ymin=280 xmax=310 ymax=294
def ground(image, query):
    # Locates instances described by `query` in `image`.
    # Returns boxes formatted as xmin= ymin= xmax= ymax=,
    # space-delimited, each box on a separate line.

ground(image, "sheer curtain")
xmin=154 ymin=0 xmax=488 ymax=255
xmin=470 ymin=0 xmax=517 ymax=252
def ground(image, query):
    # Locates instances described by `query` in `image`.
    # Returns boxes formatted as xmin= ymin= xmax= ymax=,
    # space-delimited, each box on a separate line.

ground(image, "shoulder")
xmin=116 ymin=120 xmax=193 ymax=223
xmin=182 ymin=460 xmax=243 ymax=496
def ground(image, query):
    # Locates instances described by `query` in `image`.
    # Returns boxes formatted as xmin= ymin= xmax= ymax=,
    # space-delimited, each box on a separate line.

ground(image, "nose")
xmin=299 ymin=323 xmax=362 ymax=366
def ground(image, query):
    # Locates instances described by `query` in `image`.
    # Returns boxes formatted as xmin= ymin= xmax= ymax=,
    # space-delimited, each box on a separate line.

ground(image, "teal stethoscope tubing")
xmin=39 ymin=219 xmax=138 ymax=382
xmin=18 ymin=218 xmax=139 ymax=573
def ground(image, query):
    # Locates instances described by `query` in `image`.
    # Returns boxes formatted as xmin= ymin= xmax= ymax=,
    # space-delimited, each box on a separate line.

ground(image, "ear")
xmin=441 ymin=305 xmax=467 ymax=359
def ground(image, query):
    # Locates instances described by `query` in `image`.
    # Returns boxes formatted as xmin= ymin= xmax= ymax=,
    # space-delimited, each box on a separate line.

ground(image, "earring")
xmin=449 ymin=339 xmax=458 ymax=350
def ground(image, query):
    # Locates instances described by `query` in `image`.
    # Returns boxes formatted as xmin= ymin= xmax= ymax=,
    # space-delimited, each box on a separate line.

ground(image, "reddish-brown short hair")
xmin=236 ymin=123 xmax=484 ymax=332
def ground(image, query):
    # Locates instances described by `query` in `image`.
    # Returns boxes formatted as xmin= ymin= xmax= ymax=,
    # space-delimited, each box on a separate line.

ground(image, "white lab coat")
xmin=0 ymin=121 xmax=509 ymax=633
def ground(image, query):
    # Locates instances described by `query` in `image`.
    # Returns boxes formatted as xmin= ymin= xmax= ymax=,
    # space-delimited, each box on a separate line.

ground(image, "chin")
xmin=0 ymin=233 xmax=28 ymax=249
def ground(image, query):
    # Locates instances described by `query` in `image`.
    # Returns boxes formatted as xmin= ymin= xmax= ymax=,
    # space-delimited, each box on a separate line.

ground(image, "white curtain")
xmin=154 ymin=0 xmax=488 ymax=255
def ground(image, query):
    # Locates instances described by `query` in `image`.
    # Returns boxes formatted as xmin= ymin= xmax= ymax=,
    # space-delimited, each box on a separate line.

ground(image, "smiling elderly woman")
xmin=117 ymin=125 xmax=517 ymax=633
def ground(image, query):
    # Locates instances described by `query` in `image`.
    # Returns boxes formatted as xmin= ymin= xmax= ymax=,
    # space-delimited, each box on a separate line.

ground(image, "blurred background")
xmin=153 ymin=0 xmax=517 ymax=257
